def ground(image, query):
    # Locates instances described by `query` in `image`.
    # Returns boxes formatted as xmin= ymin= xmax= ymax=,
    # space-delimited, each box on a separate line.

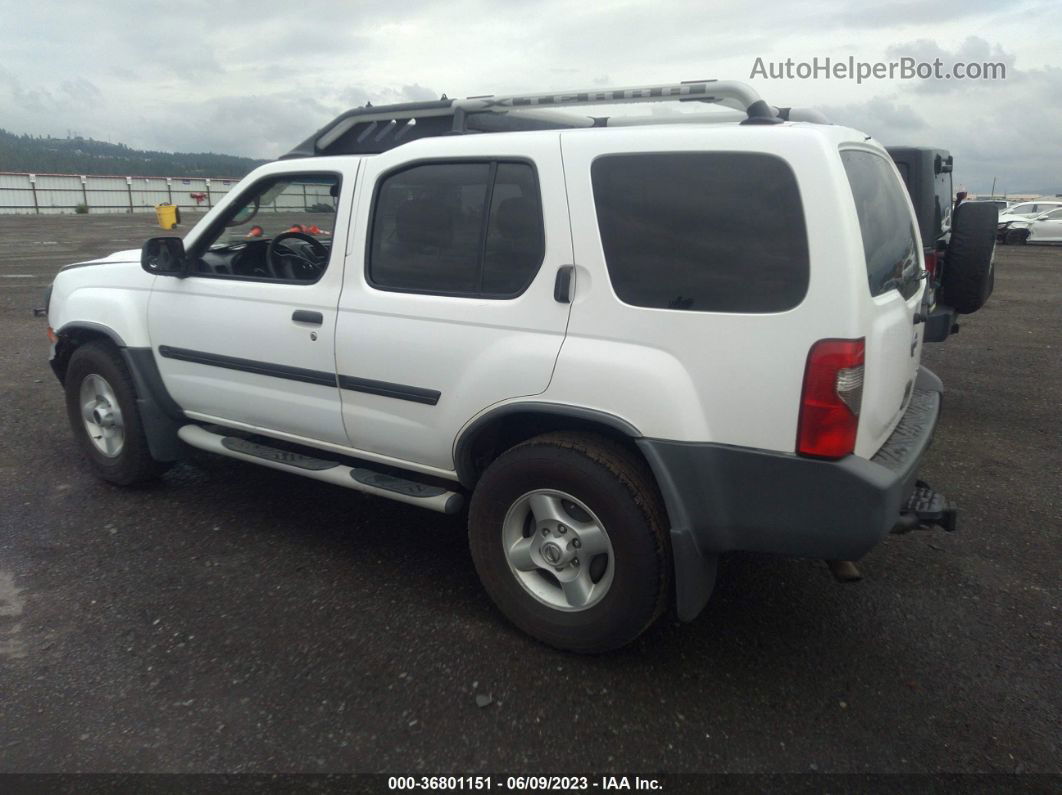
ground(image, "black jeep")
xmin=887 ymin=146 xmax=997 ymax=342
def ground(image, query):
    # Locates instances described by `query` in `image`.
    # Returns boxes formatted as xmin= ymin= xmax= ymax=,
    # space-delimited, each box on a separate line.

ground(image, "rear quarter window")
xmin=841 ymin=150 xmax=921 ymax=299
xmin=590 ymin=152 xmax=809 ymax=313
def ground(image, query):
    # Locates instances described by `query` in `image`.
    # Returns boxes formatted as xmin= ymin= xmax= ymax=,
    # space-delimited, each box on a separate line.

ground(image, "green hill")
xmin=0 ymin=128 xmax=266 ymax=177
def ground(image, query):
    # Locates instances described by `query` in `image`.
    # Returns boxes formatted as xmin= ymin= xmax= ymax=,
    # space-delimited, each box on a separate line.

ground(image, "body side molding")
xmin=158 ymin=346 xmax=441 ymax=404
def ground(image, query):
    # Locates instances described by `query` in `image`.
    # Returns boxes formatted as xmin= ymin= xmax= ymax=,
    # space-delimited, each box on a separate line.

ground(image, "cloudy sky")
xmin=1 ymin=0 xmax=1059 ymax=194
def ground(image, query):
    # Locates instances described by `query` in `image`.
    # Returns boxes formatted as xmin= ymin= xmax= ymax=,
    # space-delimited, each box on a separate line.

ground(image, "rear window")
xmin=934 ymin=167 xmax=953 ymax=235
xmin=591 ymin=152 xmax=809 ymax=313
xmin=841 ymin=150 xmax=922 ymax=299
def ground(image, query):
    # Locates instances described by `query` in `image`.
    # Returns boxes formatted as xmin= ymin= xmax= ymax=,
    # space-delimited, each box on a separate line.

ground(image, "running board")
xmin=177 ymin=425 xmax=464 ymax=514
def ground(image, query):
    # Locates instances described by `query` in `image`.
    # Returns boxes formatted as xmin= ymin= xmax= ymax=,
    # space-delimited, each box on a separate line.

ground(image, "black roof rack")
xmin=282 ymin=79 xmax=809 ymax=159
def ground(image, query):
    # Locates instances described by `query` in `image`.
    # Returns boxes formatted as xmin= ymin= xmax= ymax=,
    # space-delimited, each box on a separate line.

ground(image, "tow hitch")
xmin=891 ymin=481 xmax=958 ymax=534
xmin=828 ymin=482 xmax=958 ymax=583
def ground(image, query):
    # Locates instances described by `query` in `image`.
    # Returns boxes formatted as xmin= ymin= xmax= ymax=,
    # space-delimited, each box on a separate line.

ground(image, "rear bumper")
xmin=923 ymin=304 xmax=958 ymax=343
xmin=639 ymin=366 xmax=944 ymax=621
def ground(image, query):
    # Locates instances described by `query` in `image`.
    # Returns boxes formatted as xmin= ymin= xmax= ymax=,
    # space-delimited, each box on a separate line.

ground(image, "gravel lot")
xmin=0 ymin=214 xmax=1058 ymax=778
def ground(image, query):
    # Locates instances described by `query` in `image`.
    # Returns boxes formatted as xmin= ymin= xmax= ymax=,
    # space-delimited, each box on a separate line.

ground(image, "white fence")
xmin=0 ymin=171 xmax=242 ymax=215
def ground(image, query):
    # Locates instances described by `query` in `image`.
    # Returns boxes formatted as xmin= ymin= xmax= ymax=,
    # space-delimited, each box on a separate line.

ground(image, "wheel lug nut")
xmin=558 ymin=525 xmax=567 ymax=534
xmin=572 ymin=538 xmax=581 ymax=548
xmin=572 ymin=558 xmax=580 ymax=567
xmin=542 ymin=528 xmax=550 ymax=536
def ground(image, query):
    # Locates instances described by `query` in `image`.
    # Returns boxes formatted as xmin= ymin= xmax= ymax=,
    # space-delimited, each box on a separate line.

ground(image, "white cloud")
xmin=0 ymin=0 xmax=1058 ymax=193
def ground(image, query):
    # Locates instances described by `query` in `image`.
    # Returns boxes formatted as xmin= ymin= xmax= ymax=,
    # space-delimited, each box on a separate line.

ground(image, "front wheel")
xmin=64 ymin=341 xmax=170 ymax=485
xmin=468 ymin=433 xmax=671 ymax=653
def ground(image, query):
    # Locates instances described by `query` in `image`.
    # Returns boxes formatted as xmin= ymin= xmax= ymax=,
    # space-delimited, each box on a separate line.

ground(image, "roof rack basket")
xmin=283 ymin=79 xmax=823 ymax=159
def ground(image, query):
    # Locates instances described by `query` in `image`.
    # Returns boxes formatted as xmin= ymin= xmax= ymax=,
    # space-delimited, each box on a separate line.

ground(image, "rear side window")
xmin=841 ymin=151 xmax=921 ymax=299
xmin=934 ymin=167 xmax=953 ymax=235
xmin=369 ymin=161 xmax=544 ymax=297
xmin=591 ymin=153 xmax=808 ymax=313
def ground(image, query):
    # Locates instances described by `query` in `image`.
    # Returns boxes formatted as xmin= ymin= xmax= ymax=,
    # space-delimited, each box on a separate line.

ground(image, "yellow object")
xmin=155 ymin=203 xmax=179 ymax=230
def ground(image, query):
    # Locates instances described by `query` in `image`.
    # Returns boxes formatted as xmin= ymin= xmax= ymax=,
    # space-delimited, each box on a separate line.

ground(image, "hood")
xmin=60 ymin=248 xmax=142 ymax=271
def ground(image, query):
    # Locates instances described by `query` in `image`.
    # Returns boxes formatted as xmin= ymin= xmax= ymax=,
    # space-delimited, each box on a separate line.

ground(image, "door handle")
xmin=292 ymin=310 xmax=323 ymax=325
xmin=554 ymin=265 xmax=574 ymax=303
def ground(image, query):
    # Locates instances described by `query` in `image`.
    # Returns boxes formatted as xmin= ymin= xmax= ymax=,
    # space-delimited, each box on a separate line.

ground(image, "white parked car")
xmin=999 ymin=200 xmax=1062 ymax=221
xmin=42 ymin=80 xmax=978 ymax=652
xmin=1000 ymin=207 xmax=1062 ymax=244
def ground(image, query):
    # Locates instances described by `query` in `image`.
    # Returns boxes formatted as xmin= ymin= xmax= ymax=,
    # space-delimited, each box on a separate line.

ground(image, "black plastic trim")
xmin=337 ymin=375 xmax=440 ymax=406
xmin=158 ymin=345 xmax=338 ymax=387
xmin=554 ymin=265 xmax=574 ymax=303
xmin=120 ymin=347 xmax=185 ymax=461
xmin=291 ymin=309 xmax=324 ymax=325
xmin=350 ymin=467 xmax=448 ymax=497
xmin=453 ymin=402 xmax=642 ymax=488
xmin=221 ymin=436 xmax=339 ymax=470
xmin=57 ymin=321 xmax=128 ymax=348
xmin=638 ymin=366 xmax=944 ymax=622
xmin=923 ymin=304 xmax=957 ymax=342
xmin=157 ymin=345 xmax=441 ymax=405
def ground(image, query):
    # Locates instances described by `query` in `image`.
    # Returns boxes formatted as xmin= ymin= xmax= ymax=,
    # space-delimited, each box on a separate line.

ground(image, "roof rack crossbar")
xmin=283 ymin=80 xmax=797 ymax=159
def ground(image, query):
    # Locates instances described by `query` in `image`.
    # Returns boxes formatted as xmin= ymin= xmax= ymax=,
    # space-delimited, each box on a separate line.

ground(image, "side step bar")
xmin=177 ymin=425 xmax=464 ymax=515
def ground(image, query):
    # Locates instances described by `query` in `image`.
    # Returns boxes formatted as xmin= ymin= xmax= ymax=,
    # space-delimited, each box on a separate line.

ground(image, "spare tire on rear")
xmin=939 ymin=201 xmax=997 ymax=314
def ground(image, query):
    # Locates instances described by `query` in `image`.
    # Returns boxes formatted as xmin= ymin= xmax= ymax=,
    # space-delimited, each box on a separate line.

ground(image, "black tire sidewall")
xmin=64 ymin=343 xmax=159 ymax=485
xmin=941 ymin=202 xmax=998 ymax=313
xmin=469 ymin=441 xmax=666 ymax=652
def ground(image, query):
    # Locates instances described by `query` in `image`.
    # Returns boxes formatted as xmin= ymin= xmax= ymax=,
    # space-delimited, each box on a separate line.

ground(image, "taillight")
xmin=923 ymin=249 xmax=939 ymax=281
xmin=796 ymin=338 xmax=865 ymax=459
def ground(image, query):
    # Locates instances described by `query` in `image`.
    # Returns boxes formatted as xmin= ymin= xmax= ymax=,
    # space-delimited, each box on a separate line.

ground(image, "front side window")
xmin=841 ymin=151 xmax=922 ymax=299
xmin=1009 ymin=203 xmax=1035 ymax=216
xmin=369 ymin=161 xmax=544 ymax=297
xmin=194 ymin=174 xmax=340 ymax=282
xmin=591 ymin=152 xmax=809 ymax=313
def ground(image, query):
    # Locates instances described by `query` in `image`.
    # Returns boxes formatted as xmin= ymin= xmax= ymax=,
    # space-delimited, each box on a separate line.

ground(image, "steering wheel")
xmin=266 ymin=231 xmax=329 ymax=279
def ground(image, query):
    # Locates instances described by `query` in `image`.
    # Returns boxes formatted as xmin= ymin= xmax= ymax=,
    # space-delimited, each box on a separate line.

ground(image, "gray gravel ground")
xmin=0 ymin=214 xmax=1058 ymax=777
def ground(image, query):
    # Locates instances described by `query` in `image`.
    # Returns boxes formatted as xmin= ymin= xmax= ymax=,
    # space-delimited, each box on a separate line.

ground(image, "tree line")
xmin=0 ymin=129 xmax=266 ymax=177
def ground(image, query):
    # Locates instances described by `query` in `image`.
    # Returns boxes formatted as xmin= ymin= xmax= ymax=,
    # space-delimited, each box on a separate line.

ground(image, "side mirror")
xmin=142 ymin=237 xmax=189 ymax=277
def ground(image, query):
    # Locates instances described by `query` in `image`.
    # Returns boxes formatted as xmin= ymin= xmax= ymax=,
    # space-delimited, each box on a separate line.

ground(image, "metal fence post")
xmin=205 ymin=179 xmax=212 ymax=208
xmin=126 ymin=177 xmax=133 ymax=213
xmin=29 ymin=174 xmax=39 ymax=215
xmin=80 ymin=175 xmax=88 ymax=210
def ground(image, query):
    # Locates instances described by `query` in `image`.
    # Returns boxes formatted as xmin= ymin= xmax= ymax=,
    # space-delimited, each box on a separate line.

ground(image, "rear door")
xmin=334 ymin=136 xmax=574 ymax=472
xmin=841 ymin=148 xmax=925 ymax=453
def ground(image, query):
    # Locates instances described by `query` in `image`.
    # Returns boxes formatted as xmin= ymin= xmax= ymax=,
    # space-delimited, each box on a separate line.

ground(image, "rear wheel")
xmin=64 ymin=341 xmax=170 ymax=485
xmin=468 ymin=432 xmax=670 ymax=653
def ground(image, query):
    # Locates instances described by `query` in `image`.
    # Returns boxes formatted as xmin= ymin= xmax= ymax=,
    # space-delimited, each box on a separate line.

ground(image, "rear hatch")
xmin=841 ymin=148 xmax=925 ymax=457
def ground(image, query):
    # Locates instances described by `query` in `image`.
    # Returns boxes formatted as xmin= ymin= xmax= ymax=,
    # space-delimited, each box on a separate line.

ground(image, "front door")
xmin=335 ymin=137 xmax=574 ymax=472
xmin=148 ymin=166 xmax=356 ymax=445
xmin=1030 ymin=208 xmax=1062 ymax=242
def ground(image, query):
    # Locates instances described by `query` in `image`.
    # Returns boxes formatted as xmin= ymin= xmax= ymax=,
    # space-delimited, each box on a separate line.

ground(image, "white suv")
xmin=44 ymin=81 xmax=957 ymax=652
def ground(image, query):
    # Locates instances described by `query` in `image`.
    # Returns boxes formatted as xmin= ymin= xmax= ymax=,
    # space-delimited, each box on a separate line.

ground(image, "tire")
xmin=468 ymin=432 xmax=671 ymax=653
xmin=64 ymin=341 xmax=170 ymax=485
xmin=939 ymin=202 xmax=998 ymax=314
xmin=1004 ymin=227 xmax=1028 ymax=245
